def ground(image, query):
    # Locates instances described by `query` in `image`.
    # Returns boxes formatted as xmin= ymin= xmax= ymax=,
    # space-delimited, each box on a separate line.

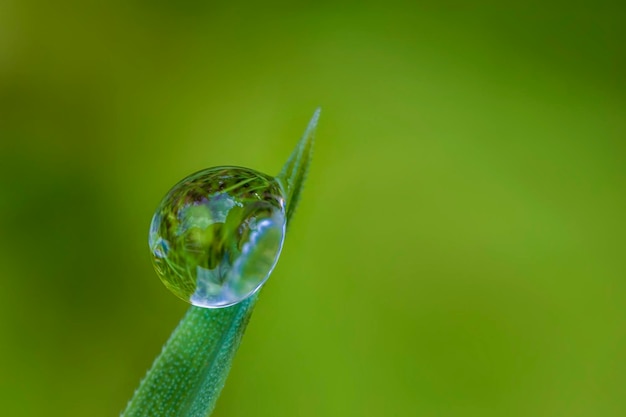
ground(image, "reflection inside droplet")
xmin=149 ymin=167 xmax=286 ymax=308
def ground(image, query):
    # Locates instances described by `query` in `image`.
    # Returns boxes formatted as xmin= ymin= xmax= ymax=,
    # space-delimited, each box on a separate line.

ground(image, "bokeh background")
xmin=1 ymin=1 xmax=625 ymax=416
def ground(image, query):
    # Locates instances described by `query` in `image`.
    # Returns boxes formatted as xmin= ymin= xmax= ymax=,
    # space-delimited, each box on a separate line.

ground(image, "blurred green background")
xmin=1 ymin=1 xmax=625 ymax=416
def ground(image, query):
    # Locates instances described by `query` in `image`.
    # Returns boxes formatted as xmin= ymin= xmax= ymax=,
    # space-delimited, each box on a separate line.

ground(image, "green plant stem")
xmin=121 ymin=109 xmax=319 ymax=417
xmin=122 ymin=294 xmax=257 ymax=417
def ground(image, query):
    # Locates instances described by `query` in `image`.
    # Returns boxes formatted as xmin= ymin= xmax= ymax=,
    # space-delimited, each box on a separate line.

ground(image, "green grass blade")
xmin=276 ymin=108 xmax=320 ymax=224
xmin=122 ymin=110 xmax=319 ymax=417
xmin=122 ymin=296 xmax=257 ymax=417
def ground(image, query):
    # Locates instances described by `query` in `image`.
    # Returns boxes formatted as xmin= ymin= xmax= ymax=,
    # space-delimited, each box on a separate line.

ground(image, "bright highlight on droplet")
xmin=149 ymin=167 xmax=286 ymax=308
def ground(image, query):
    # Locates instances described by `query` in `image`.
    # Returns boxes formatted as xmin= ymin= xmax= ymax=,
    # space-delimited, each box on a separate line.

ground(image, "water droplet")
xmin=149 ymin=167 xmax=286 ymax=308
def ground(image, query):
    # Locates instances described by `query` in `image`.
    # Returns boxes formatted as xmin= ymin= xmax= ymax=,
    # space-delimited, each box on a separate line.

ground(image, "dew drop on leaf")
xmin=149 ymin=167 xmax=286 ymax=308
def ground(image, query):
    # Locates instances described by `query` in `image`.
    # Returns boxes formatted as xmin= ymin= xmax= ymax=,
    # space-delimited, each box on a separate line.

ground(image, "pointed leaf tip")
xmin=277 ymin=109 xmax=320 ymax=225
